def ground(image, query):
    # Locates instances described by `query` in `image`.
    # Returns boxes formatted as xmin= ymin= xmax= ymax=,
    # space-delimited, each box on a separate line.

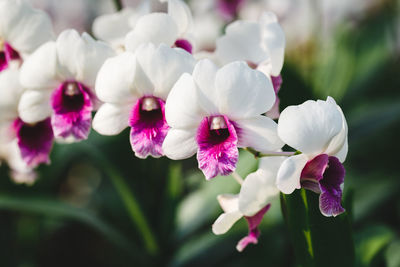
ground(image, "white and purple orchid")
xmin=212 ymin=194 xmax=270 ymax=252
xmin=0 ymin=0 xmax=55 ymax=181
xmin=124 ymin=0 xmax=194 ymax=54
xmin=93 ymin=43 xmax=195 ymax=159
xmin=212 ymin=156 xmax=283 ymax=251
xmin=18 ymin=29 xmax=115 ymax=143
xmin=163 ymin=59 xmax=283 ymax=179
xmin=276 ymin=97 xmax=348 ymax=217
xmin=215 ymin=11 xmax=285 ymax=118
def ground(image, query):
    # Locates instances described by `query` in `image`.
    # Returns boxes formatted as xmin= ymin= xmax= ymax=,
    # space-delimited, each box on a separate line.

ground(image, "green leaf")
xmin=281 ymin=189 xmax=355 ymax=267
xmin=355 ymin=224 xmax=395 ymax=266
xmin=0 ymin=194 xmax=138 ymax=256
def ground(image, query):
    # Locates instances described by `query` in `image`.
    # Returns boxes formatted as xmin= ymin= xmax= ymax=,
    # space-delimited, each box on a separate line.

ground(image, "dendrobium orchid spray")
xmin=0 ymin=0 xmax=354 ymax=264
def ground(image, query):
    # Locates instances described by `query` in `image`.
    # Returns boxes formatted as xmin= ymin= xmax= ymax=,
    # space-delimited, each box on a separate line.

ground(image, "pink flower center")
xmin=196 ymin=115 xmax=239 ymax=179
xmin=129 ymin=96 xmax=169 ymax=158
xmin=50 ymin=81 xmax=93 ymax=141
xmin=0 ymin=42 xmax=21 ymax=72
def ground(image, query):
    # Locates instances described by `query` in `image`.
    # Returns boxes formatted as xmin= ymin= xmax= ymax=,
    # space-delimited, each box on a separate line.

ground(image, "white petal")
xmin=135 ymin=43 xmax=195 ymax=100
xmin=216 ymin=20 xmax=267 ymax=65
xmin=276 ymin=154 xmax=309 ymax=194
xmin=95 ymin=52 xmax=138 ymax=104
xmin=217 ymin=194 xmax=239 ymax=213
xmin=3 ymin=140 xmax=35 ymax=181
xmin=215 ymin=62 xmax=276 ymax=120
xmin=92 ymin=8 xmax=137 ymax=46
xmin=324 ymin=97 xmax=348 ymax=161
xmin=239 ymin=168 xmax=280 ymax=216
xmin=278 ymin=97 xmax=344 ymax=156
xmin=212 ymin=211 xmax=242 ymax=235
xmin=236 ymin=115 xmax=284 ymax=152
xmin=0 ymin=0 xmax=54 ymax=56
xmin=333 ymin=137 xmax=348 ymax=163
xmin=162 ymin=128 xmax=197 ymax=160
xmin=0 ymin=69 xmax=23 ymax=121
xmin=18 ymin=90 xmax=52 ymax=123
xmin=167 ymin=0 xmax=193 ymax=36
xmin=92 ymin=103 xmax=131 ymax=136
xmin=259 ymin=12 xmax=285 ymax=76
xmin=165 ymin=73 xmax=205 ymax=129
xmin=19 ymin=41 xmax=59 ymax=91
xmin=192 ymin=59 xmax=219 ymax=114
xmin=56 ymin=30 xmax=115 ymax=87
xmin=125 ymin=13 xmax=178 ymax=52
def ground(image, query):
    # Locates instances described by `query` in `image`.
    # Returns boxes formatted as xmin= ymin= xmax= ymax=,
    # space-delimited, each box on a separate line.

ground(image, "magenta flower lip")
xmin=13 ymin=117 xmax=54 ymax=167
xmin=196 ymin=115 xmax=239 ymax=179
xmin=129 ymin=96 xmax=169 ymax=159
xmin=51 ymin=81 xmax=94 ymax=141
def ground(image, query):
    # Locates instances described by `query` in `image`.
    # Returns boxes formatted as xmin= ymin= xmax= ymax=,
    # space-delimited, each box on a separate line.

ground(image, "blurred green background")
xmin=1 ymin=0 xmax=399 ymax=266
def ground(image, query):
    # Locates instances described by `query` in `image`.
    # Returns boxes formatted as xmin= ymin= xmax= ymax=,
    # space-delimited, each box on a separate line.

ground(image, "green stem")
xmin=280 ymin=190 xmax=355 ymax=267
xmin=82 ymin=143 xmax=158 ymax=255
xmin=112 ymin=0 xmax=123 ymax=11
xmin=244 ymin=147 xmax=296 ymax=158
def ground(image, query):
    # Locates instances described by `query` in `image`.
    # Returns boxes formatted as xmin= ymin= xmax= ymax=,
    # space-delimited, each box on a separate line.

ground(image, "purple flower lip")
xmin=174 ymin=39 xmax=193 ymax=54
xmin=51 ymin=81 xmax=93 ymax=141
xmin=129 ymin=96 xmax=169 ymax=158
xmin=237 ymin=204 xmax=271 ymax=252
xmin=300 ymin=154 xmax=346 ymax=217
xmin=0 ymin=42 xmax=21 ymax=72
xmin=13 ymin=117 xmax=54 ymax=167
xmin=196 ymin=115 xmax=239 ymax=179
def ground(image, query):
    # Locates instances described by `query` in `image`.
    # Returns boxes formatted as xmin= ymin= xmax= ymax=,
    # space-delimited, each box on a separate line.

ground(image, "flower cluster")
xmin=0 ymin=0 xmax=348 ymax=251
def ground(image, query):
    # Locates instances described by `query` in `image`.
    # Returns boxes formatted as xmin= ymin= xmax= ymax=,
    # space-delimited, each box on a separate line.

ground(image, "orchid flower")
xmin=18 ymin=29 xmax=115 ymax=143
xmin=212 ymin=156 xmax=283 ymax=251
xmin=93 ymin=43 xmax=195 ymax=158
xmin=125 ymin=0 xmax=194 ymax=54
xmin=163 ymin=59 xmax=283 ymax=179
xmin=213 ymin=194 xmax=270 ymax=252
xmin=215 ymin=11 xmax=285 ymax=118
xmin=0 ymin=0 xmax=54 ymax=72
xmin=276 ymin=97 xmax=348 ymax=217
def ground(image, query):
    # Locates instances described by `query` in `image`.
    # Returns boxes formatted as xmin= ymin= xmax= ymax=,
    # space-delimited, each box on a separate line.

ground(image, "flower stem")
xmin=112 ymin=0 xmax=123 ymax=11
xmin=244 ymin=147 xmax=296 ymax=158
xmin=231 ymin=171 xmax=244 ymax=185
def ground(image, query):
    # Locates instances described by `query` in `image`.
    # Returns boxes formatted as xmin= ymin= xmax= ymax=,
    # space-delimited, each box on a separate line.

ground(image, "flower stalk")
xmin=244 ymin=147 xmax=296 ymax=158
